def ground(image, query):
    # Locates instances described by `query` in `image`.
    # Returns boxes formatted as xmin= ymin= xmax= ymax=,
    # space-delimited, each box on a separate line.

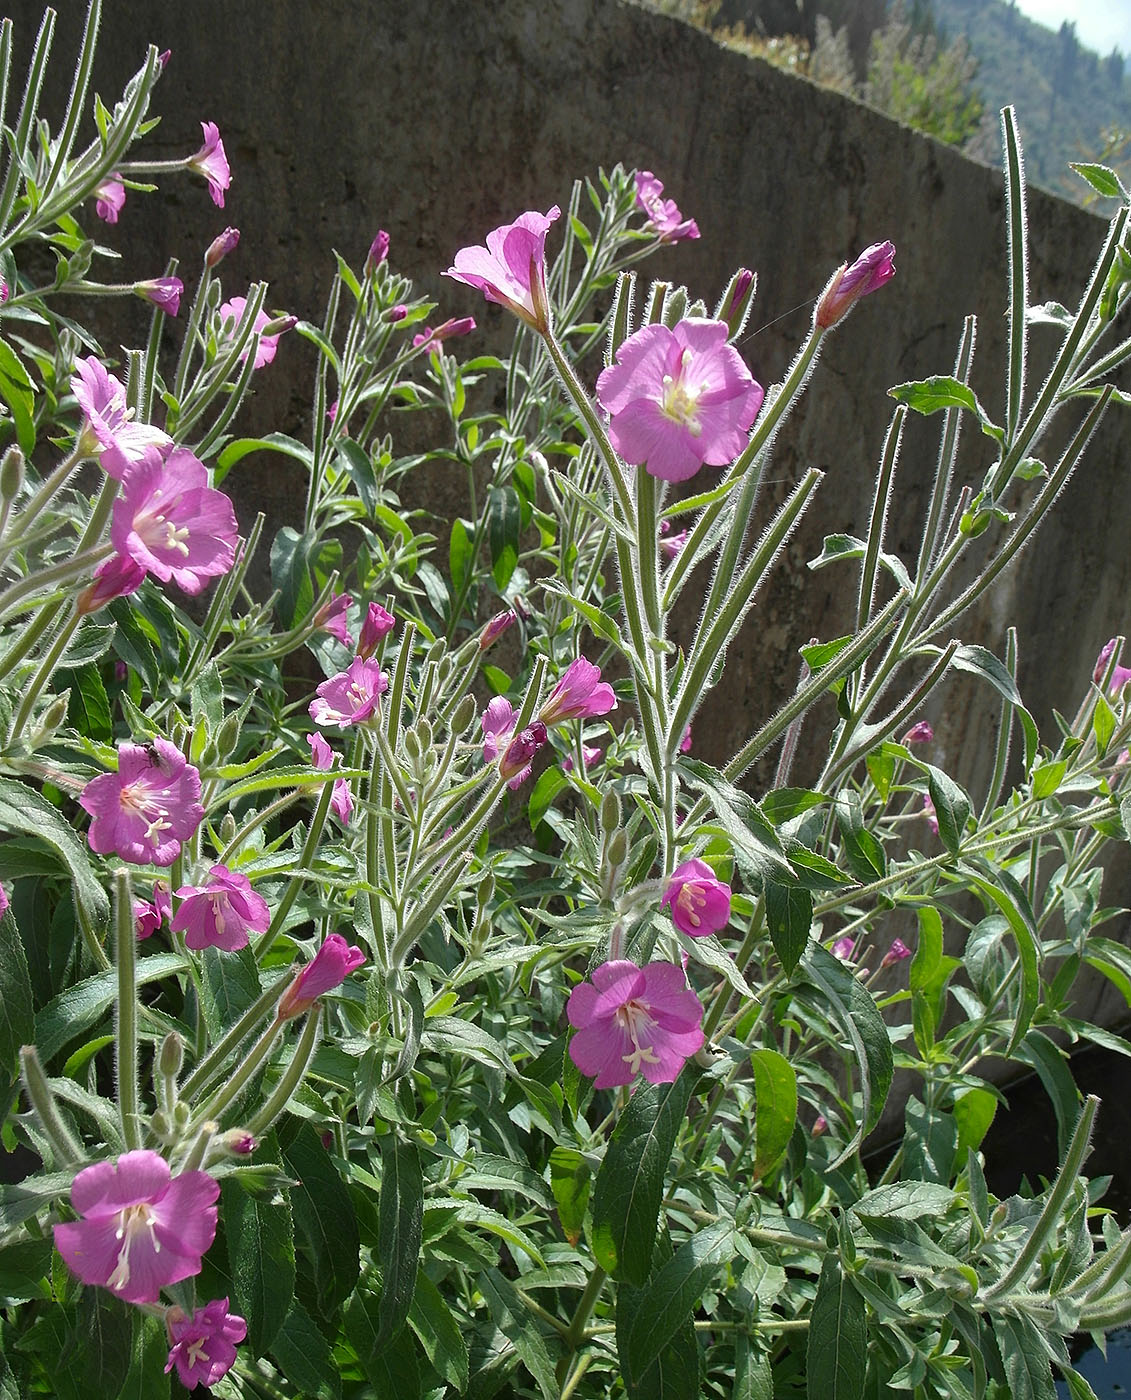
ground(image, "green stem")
xmin=113 ymin=870 xmax=141 ymax=1151
xmin=254 ymin=776 xmax=336 ymax=963
xmin=177 ymin=965 xmax=294 ymax=1104
xmin=19 ymin=1045 xmax=84 ymax=1166
xmin=244 ymin=1009 xmax=321 ymax=1137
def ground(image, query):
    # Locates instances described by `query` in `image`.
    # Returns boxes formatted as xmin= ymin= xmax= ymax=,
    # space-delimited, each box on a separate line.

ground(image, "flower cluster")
xmin=633 ymin=171 xmax=700 ymax=242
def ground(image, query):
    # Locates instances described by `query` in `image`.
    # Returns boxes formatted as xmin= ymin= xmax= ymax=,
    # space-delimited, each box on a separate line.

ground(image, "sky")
xmin=1011 ymin=0 xmax=1131 ymax=56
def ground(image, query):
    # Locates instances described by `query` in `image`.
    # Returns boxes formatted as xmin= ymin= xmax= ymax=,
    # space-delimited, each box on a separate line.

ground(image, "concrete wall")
xmin=10 ymin=1 xmax=1131 ymax=1022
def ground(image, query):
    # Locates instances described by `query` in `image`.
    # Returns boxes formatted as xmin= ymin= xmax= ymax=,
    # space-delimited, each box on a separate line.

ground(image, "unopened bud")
xmin=416 ymin=719 xmax=433 ymax=750
xmin=150 ymin=1109 xmax=174 ymax=1142
xmin=262 ymin=313 xmax=297 ymax=337
xmin=717 ymin=266 xmax=756 ymax=339
xmin=452 ymin=694 xmax=477 ymax=734
xmin=0 ymin=446 xmax=24 ymax=500
xmin=173 ymin=1101 xmax=191 ymax=1129
xmin=219 ymin=812 xmax=237 ymax=843
xmin=204 ymin=226 xmax=240 ymax=268
xmin=600 ymin=790 xmax=621 ymax=835
xmin=216 ymin=1128 xmax=257 ymax=1157
xmin=815 ymin=242 xmax=896 ymax=331
xmin=158 ymin=1031 xmax=184 ymax=1078
xmin=384 ymin=304 xmax=408 ymax=324
xmin=480 ymin=610 xmax=516 ymax=652
xmin=477 ymin=873 xmax=495 ymax=911
xmin=216 ymin=714 xmax=241 ymax=757
xmin=366 ymin=229 xmax=390 ymax=273
xmin=37 ymin=693 xmax=68 ymax=736
xmin=403 ymin=727 xmax=421 ymax=761
xmin=606 ymin=829 xmax=629 ymax=869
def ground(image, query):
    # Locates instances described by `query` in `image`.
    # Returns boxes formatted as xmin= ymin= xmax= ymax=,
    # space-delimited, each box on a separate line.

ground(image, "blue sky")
xmin=1011 ymin=0 xmax=1131 ymax=56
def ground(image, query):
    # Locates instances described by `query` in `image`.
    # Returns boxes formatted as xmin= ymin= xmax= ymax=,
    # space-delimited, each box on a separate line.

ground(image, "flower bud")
xmin=606 ymin=829 xmax=629 ymax=869
xmin=37 ymin=693 xmax=69 ymax=738
xmin=476 ymin=872 xmax=495 ymax=911
xmin=600 ymin=789 xmax=621 ymax=836
xmin=815 ymin=242 xmax=896 ymax=330
xmin=479 ymin=610 xmax=516 ymax=651
xmin=384 ymin=304 xmax=408 ymax=324
xmin=0 ymin=446 xmax=24 ymax=501
xmin=416 ymin=719 xmax=433 ymax=750
xmin=158 ymin=1031 xmax=184 ymax=1078
xmin=216 ymin=1129 xmax=257 ymax=1157
xmin=219 ymin=812 xmax=237 ymax=844
xmin=717 ymin=266 xmax=756 ymax=339
xmin=173 ymin=1101 xmax=191 ymax=1129
xmin=403 ymin=727 xmax=422 ymax=761
xmin=366 ymin=229 xmax=390 ymax=273
xmin=149 ymin=1108 xmax=174 ymax=1142
xmin=204 ymin=226 xmax=240 ymax=268
xmin=452 ymin=694 xmax=478 ymax=734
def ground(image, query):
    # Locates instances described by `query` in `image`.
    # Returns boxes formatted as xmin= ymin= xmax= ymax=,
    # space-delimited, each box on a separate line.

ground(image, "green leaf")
xmin=850 ymin=1182 xmax=954 ymax=1220
xmin=337 ymin=439 xmax=379 ymax=517
xmin=1071 ymin=162 xmax=1129 ymax=201
xmin=0 ymin=336 xmax=36 ymax=454
xmin=750 ymin=1048 xmax=797 ymax=1180
xmin=0 ymin=904 xmax=33 ymax=1074
xmin=998 ymin=1313 xmax=1057 ymax=1400
xmin=119 ymin=1311 xmax=171 ymax=1400
xmin=764 ymin=882 xmax=812 ymax=975
xmin=72 ymin=1287 xmax=134 ymax=1397
xmin=201 ymin=945 xmax=261 ymax=1039
xmin=917 ymin=762 xmax=970 ymax=857
xmin=58 ymin=664 xmax=111 ymax=742
xmin=953 ymin=1085 xmax=998 ymax=1157
xmin=0 ymin=778 xmax=109 ymax=950
xmin=34 ymin=953 xmax=185 ymax=1063
xmin=223 ymin=1174 xmax=296 ymax=1354
xmin=279 ymin=1121 xmax=360 ymax=1315
xmin=528 ymin=765 xmax=566 ymax=832
xmin=800 ymin=635 xmax=853 ymax=671
xmin=1016 ymin=1029 xmax=1080 ymax=1158
xmin=408 ymin=1270 xmax=469 ymax=1393
xmin=622 ymin=1221 xmax=734 ymax=1383
xmin=270 ymin=525 xmax=314 ymax=629
xmin=269 ymin=1301 xmax=341 ymax=1400
xmin=591 ymin=1068 xmax=697 ymax=1284
xmin=759 ymin=788 xmax=828 ymax=824
xmin=1031 ymin=759 xmax=1067 ymax=800
xmin=801 ymin=946 xmax=893 ymax=1165
xmin=807 ymin=533 xmax=911 ymax=591
xmin=902 ymin=1094 xmax=957 ymax=1184
xmin=807 ymin=1254 xmax=866 ymax=1400
xmin=376 ymin=1135 xmax=423 ymax=1349
xmin=215 ymin=432 xmax=313 ymax=486
xmin=1093 ymin=692 xmax=1116 ymax=757
xmin=488 ymin=484 xmax=521 ymax=591
xmin=617 ymin=1233 xmax=700 ymax=1400
xmin=549 ymin=1146 xmax=591 ymax=1247
xmin=961 ymin=861 xmax=1039 ymax=1053
xmin=734 ymin=1334 xmax=774 ymax=1400
xmin=679 ymin=758 xmax=795 ymax=890
xmin=480 ymin=1267 xmax=558 ymax=1400
xmin=345 ymin=1292 xmax=422 ymax=1397
xmin=889 ymin=375 xmax=998 ymax=434
xmin=449 ymin=517 xmax=473 ymax=599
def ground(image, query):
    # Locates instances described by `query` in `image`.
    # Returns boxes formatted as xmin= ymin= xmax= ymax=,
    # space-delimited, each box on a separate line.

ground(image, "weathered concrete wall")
xmin=11 ymin=2 xmax=1131 ymax=1025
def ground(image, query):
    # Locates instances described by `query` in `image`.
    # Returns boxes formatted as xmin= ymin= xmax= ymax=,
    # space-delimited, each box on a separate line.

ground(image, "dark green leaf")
xmin=449 ymin=517 xmax=473 ymax=599
xmin=345 ymin=1293 xmax=423 ymax=1398
xmin=591 ymin=1068 xmax=697 ymax=1284
xmin=889 ymin=375 xmax=996 ymax=431
xmin=998 ymin=1314 xmax=1056 ymax=1400
xmin=0 ymin=336 xmax=36 ymax=454
xmin=807 ymin=1254 xmax=866 ymax=1400
xmin=57 ymin=664 xmax=111 ymax=742
xmin=0 ymin=904 xmax=32 ymax=1073
xmin=1016 ymin=1030 xmax=1080 ymax=1158
xmin=801 ymin=946 xmax=893 ymax=1165
xmin=679 ymin=758 xmax=795 ymax=889
xmin=480 ymin=1267 xmax=558 ymax=1400
xmin=269 ymin=1301 xmax=341 ymax=1400
xmin=223 ymin=1174 xmax=296 ymax=1354
xmin=201 ymin=945 xmax=261 ymax=1039
xmin=622 ymin=1221 xmax=734 ymax=1383
xmin=764 ymin=883 xmax=812 ymax=975
xmin=270 ymin=525 xmax=314 ymax=629
xmin=118 ymin=1311 xmax=170 ymax=1400
xmin=918 ymin=762 xmax=970 ymax=857
xmin=376 ymin=1135 xmax=423 ymax=1349
xmin=0 ymin=778 xmax=110 ymax=951
xmin=488 ymin=485 xmax=520 ymax=591
xmin=953 ymin=1086 xmax=997 ymax=1157
xmin=279 ymin=1121 xmax=360 ymax=1315
xmin=73 ymin=1288 xmax=133 ymax=1397
xmin=617 ymin=1232 xmax=700 ymax=1400
xmin=35 ymin=953 xmax=184 ymax=1064
xmin=408 ymin=1270 xmax=469 ymax=1392
xmin=337 ymin=439 xmax=379 ymax=517
xmin=961 ymin=861 xmax=1039 ymax=1053
xmin=902 ymin=1095 xmax=957 ymax=1184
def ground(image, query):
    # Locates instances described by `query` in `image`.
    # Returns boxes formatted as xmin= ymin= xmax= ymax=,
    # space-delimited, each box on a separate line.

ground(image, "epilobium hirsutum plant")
xmin=5 ymin=4 xmax=1131 ymax=1397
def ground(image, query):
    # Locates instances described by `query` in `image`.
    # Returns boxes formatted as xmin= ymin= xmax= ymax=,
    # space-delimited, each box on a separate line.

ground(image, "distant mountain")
xmin=936 ymin=0 xmax=1131 ymax=205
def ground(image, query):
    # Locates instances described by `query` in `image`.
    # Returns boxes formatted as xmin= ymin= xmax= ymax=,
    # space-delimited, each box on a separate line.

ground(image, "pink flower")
xmin=815 ymin=242 xmax=896 ymax=330
xmin=277 ymin=934 xmax=366 ymax=1021
xmin=902 ymin=721 xmax=934 ymax=744
xmin=189 ymin=122 xmax=231 ymax=208
xmin=659 ymin=520 xmax=690 ymax=560
xmin=71 ymin=356 xmax=172 ymax=479
xmin=136 ymin=278 xmax=183 ymax=316
xmin=539 ymin=658 xmax=617 ymax=726
xmin=110 ymin=447 xmax=239 ymax=596
xmin=499 ymin=722 xmax=547 ymax=788
xmin=134 ymin=879 xmax=171 ymax=940
xmin=922 ymin=794 xmax=939 ymax=835
xmin=481 ymin=697 xmax=517 ymax=762
xmin=832 ymin=935 xmax=856 ymax=961
xmin=357 ymin=602 xmax=395 ymax=658
xmin=812 ymin=1114 xmax=829 ymax=1137
xmin=563 ymin=744 xmax=602 ymax=772
xmin=679 ymin=725 xmax=693 ymax=754
xmin=567 ymin=959 xmax=704 ymax=1088
xmin=205 ymin=226 xmax=240 ymax=268
xmin=0 ymin=883 xmax=8 ymax=918
xmin=317 ymin=593 xmax=353 ymax=647
xmin=1094 ymin=638 xmax=1131 ymax=696
xmin=480 ymin=610 xmax=516 ymax=651
xmin=413 ymin=316 xmax=476 ymax=355
xmin=881 ymin=937 xmax=913 ymax=968
xmin=95 ymin=175 xmax=126 ymax=224
xmin=53 ymin=1150 xmax=218 ymax=1303
xmin=661 ymin=857 xmax=732 ymax=938
xmin=385 ymin=304 xmax=409 ymax=323
xmin=633 ymin=171 xmax=700 ymax=242
xmin=596 ymin=319 xmax=764 ymax=483
xmin=445 ymin=206 xmax=560 ymax=333
xmin=76 ymin=554 xmax=147 ymax=615
xmin=307 ymin=733 xmax=353 ymax=825
xmin=0 ymin=280 xmax=7 ymax=304
xmin=171 ymin=864 xmax=270 ymax=953
xmin=165 ymin=1298 xmax=246 ymax=1390
xmin=366 ymin=230 xmax=390 ymax=272
xmin=80 ymin=738 xmax=204 ymax=867
xmin=220 ymin=295 xmax=290 ymax=369
xmin=309 ymin=655 xmax=388 ymax=728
